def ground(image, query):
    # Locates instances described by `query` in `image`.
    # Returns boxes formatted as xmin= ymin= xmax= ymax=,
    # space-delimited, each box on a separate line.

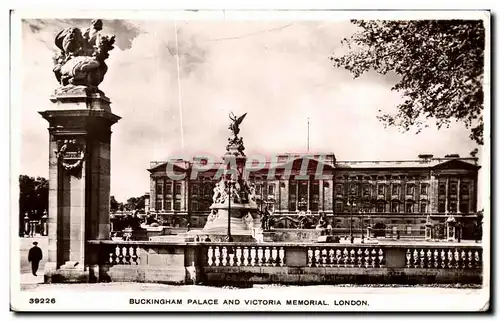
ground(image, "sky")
xmin=17 ymin=18 xmax=483 ymax=202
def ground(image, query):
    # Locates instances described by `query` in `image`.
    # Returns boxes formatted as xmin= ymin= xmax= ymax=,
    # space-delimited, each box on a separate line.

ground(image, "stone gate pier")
xmin=40 ymin=20 xmax=120 ymax=282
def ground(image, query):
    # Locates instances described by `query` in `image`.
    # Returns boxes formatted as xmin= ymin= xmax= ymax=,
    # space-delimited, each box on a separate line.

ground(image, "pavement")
xmin=20 ymin=282 xmax=483 ymax=293
xmin=19 ymin=235 xmax=48 ymax=274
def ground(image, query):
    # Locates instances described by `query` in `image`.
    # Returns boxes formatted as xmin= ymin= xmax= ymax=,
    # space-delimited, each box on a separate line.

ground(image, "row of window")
xmin=155 ymin=180 xmax=471 ymax=199
xmin=334 ymin=200 xmax=428 ymax=213
xmin=438 ymin=181 xmax=470 ymax=200
xmin=155 ymin=199 xmax=182 ymax=211
xmin=334 ymin=183 xmax=429 ymax=197
xmin=155 ymin=180 xmax=183 ymax=196
xmin=333 ymin=199 xmax=470 ymax=214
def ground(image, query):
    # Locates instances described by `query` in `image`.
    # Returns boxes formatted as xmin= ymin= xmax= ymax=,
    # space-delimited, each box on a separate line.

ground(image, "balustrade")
xmin=107 ymin=244 xmax=140 ymax=265
xmin=206 ymin=245 xmax=285 ymax=267
xmin=405 ymin=247 xmax=482 ymax=269
xmin=93 ymin=241 xmax=483 ymax=273
xmin=307 ymin=246 xmax=385 ymax=268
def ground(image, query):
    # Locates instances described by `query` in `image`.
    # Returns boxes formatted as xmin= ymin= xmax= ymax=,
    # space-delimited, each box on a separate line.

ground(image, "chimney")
xmin=444 ymin=154 xmax=460 ymax=158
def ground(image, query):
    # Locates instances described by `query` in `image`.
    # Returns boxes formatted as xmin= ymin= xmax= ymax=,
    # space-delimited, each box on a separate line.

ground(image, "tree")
xmin=19 ymin=175 xmax=48 ymax=235
xmin=330 ymin=20 xmax=485 ymax=145
xmin=126 ymin=195 xmax=146 ymax=211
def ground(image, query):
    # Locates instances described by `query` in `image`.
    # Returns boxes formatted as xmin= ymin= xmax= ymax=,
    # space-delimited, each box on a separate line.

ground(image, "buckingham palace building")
xmin=147 ymin=152 xmax=481 ymax=239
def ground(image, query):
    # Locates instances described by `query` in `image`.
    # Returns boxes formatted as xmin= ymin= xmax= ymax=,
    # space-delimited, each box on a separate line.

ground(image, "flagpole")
xmin=307 ymin=117 xmax=310 ymax=152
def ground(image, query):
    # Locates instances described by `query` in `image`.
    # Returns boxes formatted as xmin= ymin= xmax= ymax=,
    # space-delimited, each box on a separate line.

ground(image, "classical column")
xmin=150 ymin=177 xmax=156 ymax=212
xmin=456 ymin=176 xmax=461 ymax=214
xmin=445 ymin=176 xmax=449 ymax=215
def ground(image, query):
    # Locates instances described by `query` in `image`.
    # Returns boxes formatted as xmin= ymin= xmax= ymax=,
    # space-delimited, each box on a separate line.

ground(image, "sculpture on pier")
xmin=52 ymin=19 xmax=115 ymax=95
xmin=226 ymin=112 xmax=247 ymax=156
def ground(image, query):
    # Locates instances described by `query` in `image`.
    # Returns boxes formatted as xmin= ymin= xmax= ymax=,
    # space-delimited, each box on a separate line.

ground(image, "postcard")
xmin=10 ymin=9 xmax=490 ymax=312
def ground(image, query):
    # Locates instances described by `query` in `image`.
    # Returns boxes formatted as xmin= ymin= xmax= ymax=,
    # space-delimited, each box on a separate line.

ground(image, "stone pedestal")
xmin=425 ymin=223 xmax=433 ymax=241
xmin=40 ymin=90 xmax=120 ymax=283
xmin=446 ymin=216 xmax=457 ymax=242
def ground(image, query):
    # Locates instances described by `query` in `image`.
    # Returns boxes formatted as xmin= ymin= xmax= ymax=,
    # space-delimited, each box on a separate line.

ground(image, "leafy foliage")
xmin=126 ymin=196 xmax=146 ymax=211
xmin=330 ymin=20 xmax=485 ymax=145
xmin=19 ymin=175 xmax=48 ymax=219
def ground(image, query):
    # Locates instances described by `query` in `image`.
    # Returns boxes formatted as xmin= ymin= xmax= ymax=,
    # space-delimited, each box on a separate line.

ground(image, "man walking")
xmin=28 ymin=241 xmax=43 ymax=276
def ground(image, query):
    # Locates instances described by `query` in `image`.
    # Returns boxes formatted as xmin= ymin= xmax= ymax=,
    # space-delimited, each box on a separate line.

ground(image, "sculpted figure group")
xmin=52 ymin=19 xmax=116 ymax=91
xmin=212 ymin=177 xmax=256 ymax=206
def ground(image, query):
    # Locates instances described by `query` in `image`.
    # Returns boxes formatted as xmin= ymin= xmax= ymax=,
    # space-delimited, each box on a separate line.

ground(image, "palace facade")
xmin=147 ymin=153 xmax=481 ymax=239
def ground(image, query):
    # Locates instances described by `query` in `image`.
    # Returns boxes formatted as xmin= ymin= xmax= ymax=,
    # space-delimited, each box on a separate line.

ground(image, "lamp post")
xmin=226 ymin=178 xmax=234 ymax=242
xmin=360 ymin=208 xmax=364 ymax=244
xmin=347 ymin=197 xmax=356 ymax=244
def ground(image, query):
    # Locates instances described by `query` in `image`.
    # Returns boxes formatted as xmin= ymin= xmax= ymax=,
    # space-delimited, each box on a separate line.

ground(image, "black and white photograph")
xmin=9 ymin=9 xmax=490 ymax=312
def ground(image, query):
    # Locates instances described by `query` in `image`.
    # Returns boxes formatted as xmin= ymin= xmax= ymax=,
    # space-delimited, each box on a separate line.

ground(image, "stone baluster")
xmin=378 ymin=249 xmax=384 ymax=267
xmin=130 ymin=246 xmax=138 ymax=265
xmin=364 ymin=248 xmax=370 ymax=268
xmin=474 ymin=251 xmax=480 ymax=267
xmin=371 ymin=249 xmax=377 ymax=268
xmin=447 ymin=249 xmax=453 ymax=268
xmin=278 ymin=247 xmax=285 ymax=266
xmin=349 ymin=249 xmax=355 ymax=267
xmin=122 ymin=246 xmax=130 ymax=264
xmin=221 ymin=247 xmax=228 ymax=266
xmin=454 ymin=249 xmax=460 ymax=269
xmin=419 ymin=249 xmax=425 ymax=268
xmin=250 ymin=247 xmax=256 ymax=266
xmin=433 ymin=250 xmax=439 ymax=268
xmin=257 ymin=247 xmax=264 ymax=266
xmin=264 ymin=247 xmax=271 ymax=266
xmin=207 ymin=246 xmax=214 ymax=266
xmin=335 ymin=249 xmax=342 ymax=267
xmin=236 ymin=247 xmax=242 ymax=266
xmin=426 ymin=250 xmax=432 ymax=268
xmin=329 ymin=249 xmax=335 ymax=267
xmin=357 ymin=249 xmax=363 ymax=267
xmin=229 ymin=249 xmax=235 ymax=266
xmin=321 ymin=249 xmax=328 ymax=267
xmin=412 ymin=249 xmax=418 ymax=267
xmin=343 ymin=249 xmax=349 ymax=267
xmin=405 ymin=249 xmax=412 ymax=268
xmin=315 ymin=249 xmax=321 ymax=267
xmin=460 ymin=250 xmax=466 ymax=269
xmin=271 ymin=247 xmax=278 ymax=266
xmin=109 ymin=250 xmax=114 ymax=264
xmin=115 ymin=246 xmax=122 ymax=264
xmin=307 ymin=248 xmax=313 ymax=267
xmin=214 ymin=246 xmax=221 ymax=266
xmin=468 ymin=250 xmax=473 ymax=268
xmin=440 ymin=249 xmax=446 ymax=269
xmin=243 ymin=247 xmax=249 ymax=266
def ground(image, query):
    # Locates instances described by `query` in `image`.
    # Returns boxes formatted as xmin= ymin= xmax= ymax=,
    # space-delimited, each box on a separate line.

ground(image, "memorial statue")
xmin=226 ymin=112 xmax=247 ymax=156
xmin=228 ymin=112 xmax=247 ymax=137
xmin=52 ymin=19 xmax=115 ymax=94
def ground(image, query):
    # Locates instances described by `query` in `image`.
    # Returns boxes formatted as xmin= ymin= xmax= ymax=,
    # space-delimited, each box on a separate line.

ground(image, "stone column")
xmin=149 ymin=177 xmax=156 ymax=212
xmin=457 ymin=177 xmax=461 ymax=214
xmin=40 ymin=91 xmax=120 ymax=282
xmin=445 ymin=176 xmax=449 ymax=215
